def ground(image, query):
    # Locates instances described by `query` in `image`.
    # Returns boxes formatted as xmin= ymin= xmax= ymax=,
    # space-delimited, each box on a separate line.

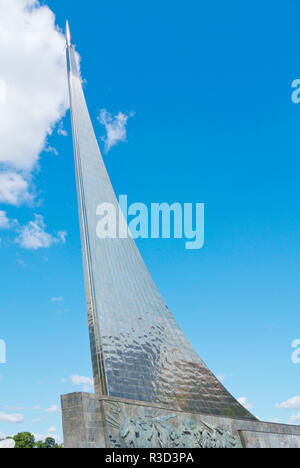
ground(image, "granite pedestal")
xmin=61 ymin=392 xmax=300 ymax=449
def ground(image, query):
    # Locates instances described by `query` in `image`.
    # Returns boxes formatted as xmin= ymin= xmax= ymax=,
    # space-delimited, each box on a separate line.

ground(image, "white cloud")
xmin=48 ymin=427 xmax=56 ymax=433
xmin=98 ymin=109 xmax=134 ymax=153
xmin=0 ymin=0 xmax=69 ymax=171
xmin=57 ymin=231 xmax=67 ymax=243
xmin=0 ymin=211 xmax=12 ymax=229
xmin=0 ymin=211 xmax=17 ymax=244
xmin=34 ymin=433 xmax=61 ymax=444
xmin=51 ymin=296 xmax=64 ymax=303
xmin=0 ymin=172 xmax=32 ymax=206
xmin=16 ymin=254 xmax=26 ymax=267
xmin=71 ymin=374 xmax=94 ymax=387
xmin=57 ymin=122 xmax=68 ymax=137
xmin=45 ymin=404 xmax=60 ymax=413
xmin=16 ymin=214 xmax=67 ymax=250
xmin=45 ymin=146 xmax=59 ymax=156
xmin=237 ymin=397 xmax=253 ymax=410
xmin=0 ymin=1 xmax=79 ymax=249
xmin=275 ymin=396 xmax=300 ymax=410
xmin=0 ymin=79 xmax=6 ymax=104
xmin=70 ymin=374 xmax=94 ymax=392
xmin=0 ymin=411 xmax=24 ymax=423
xmin=289 ymin=412 xmax=300 ymax=424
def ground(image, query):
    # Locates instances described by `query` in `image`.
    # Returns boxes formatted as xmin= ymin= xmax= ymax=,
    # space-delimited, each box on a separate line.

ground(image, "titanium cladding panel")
xmin=66 ymin=30 xmax=255 ymax=420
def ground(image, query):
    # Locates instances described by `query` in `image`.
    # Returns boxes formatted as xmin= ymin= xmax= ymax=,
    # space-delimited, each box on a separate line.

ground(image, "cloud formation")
xmin=0 ymin=211 xmax=12 ymax=229
xmin=0 ymin=1 xmax=74 ymax=251
xmin=0 ymin=172 xmax=32 ymax=206
xmin=289 ymin=412 xmax=300 ymax=424
xmin=0 ymin=0 xmax=79 ymax=247
xmin=45 ymin=146 xmax=59 ymax=156
xmin=275 ymin=396 xmax=300 ymax=410
xmin=98 ymin=109 xmax=135 ymax=153
xmin=70 ymin=374 xmax=94 ymax=392
xmin=34 ymin=432 xmax=61 ymax=444
xmin=0 ymin=79 xmax=6 ymax=104
xmin=0 ymin=0 xmax=69 ymax=172
xmin=237 ymin=397 xmax=253 ymax=410
xmin=0 ymin=411 xmax=24 ymax=423
xmin=16 ymin=215 xmax=67 ymax=250
xmin=45 ymin=404 xmax=60 ymax=413
xmin=51 ymin=296 xmax=64 ymax=303
xmin=57 ymin=122 xmax=68 ymax=137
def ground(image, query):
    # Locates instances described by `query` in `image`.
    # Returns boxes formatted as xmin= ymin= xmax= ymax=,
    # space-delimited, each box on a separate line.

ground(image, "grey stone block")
xmin=61 ymin=393 xmax=300 ymax=448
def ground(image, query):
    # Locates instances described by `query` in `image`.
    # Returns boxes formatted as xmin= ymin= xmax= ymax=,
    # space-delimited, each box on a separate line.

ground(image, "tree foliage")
xmin=12 ymin=432 xmax=63 ymax=449
xmin=13 ymin=432 xmax=35 ymax=449
xmin=35 ymin=437 xmax=62 ymax=449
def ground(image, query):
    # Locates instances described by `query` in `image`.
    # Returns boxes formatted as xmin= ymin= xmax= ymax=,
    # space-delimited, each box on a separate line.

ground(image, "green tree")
xmin=12 ymin=433 xmax=63 ymax=448
xmin=35 ymin=437 xmax=63 ymax=449
xmin=13 ymin=432 xmax=35 ymax=449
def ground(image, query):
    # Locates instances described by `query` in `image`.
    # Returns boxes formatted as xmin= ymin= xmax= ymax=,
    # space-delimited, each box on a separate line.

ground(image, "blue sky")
xmin=0 ymin=0 xmax=300 ymax=442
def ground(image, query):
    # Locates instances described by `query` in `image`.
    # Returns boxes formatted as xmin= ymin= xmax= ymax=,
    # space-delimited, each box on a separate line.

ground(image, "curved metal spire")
xmin=66 ymin=20 xmax=72 ymax=47
xmin=65 ymin=24 xmax=256 ymax=421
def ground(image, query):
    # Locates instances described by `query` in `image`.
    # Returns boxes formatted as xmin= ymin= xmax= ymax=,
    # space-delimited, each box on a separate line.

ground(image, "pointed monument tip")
xmin=66 ymin=20 xmax=71 ymax=47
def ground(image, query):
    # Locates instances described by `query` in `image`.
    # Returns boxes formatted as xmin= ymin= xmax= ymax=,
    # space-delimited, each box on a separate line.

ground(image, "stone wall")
xmin=61 ymin=393 xmax=300 ymax=448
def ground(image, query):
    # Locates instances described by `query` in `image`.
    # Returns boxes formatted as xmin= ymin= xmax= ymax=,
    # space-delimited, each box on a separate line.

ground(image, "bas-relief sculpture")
xmin=106 ymin=403 xmax=242 ymax=449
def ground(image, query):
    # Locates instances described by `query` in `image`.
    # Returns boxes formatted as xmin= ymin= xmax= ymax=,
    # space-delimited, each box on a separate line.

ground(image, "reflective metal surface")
xmin=66 ymin=26 xmax=255 ymax=420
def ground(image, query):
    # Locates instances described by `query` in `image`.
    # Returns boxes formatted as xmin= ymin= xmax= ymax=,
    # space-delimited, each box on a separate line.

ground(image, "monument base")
xmin=61 ymin=392 xmax=300 ymax=448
